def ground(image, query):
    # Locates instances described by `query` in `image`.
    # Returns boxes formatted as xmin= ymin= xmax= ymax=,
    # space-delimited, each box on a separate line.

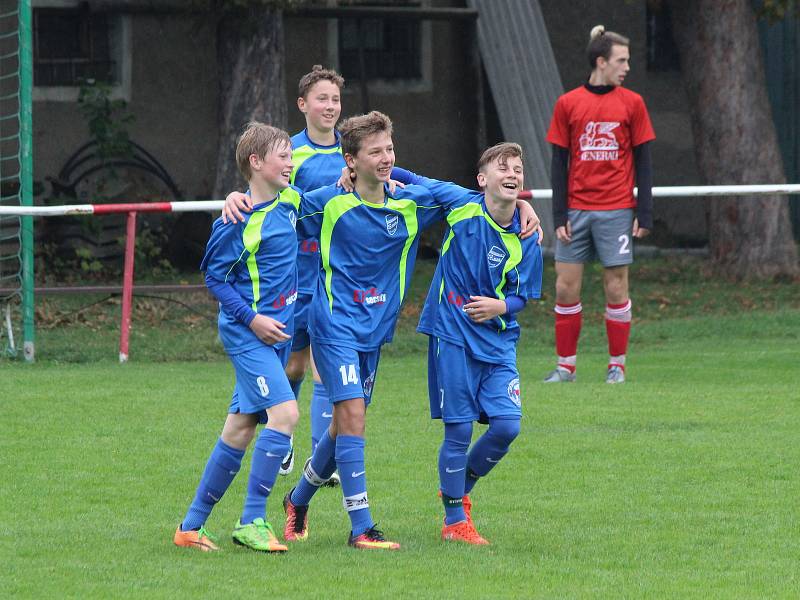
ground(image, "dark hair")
xmin=297 ymin=65 xmax=345 ymax=98
xmin=477 ymin=142 xmax=523 ymax=172
xmin=586 ymin=25 xmax=629 ymax=69
xmin=339 ymin=111 xmax=393 ymax=157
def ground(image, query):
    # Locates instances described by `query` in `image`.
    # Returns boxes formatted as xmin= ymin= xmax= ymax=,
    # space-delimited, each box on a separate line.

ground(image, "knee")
xmin=444 ymin=421 xmax=473 ymax=449
xmin=489 ymin=417 xmax=520 ymax=446
xmin=223 ymin=426 xmax=256 ymax=450
xmin=268 ymin=401 xmax=300 ymax=432
xmin=555 ymin=277 xmax=580 ymax=303
xmin=285 ymin=354 xmax=308 ymax=382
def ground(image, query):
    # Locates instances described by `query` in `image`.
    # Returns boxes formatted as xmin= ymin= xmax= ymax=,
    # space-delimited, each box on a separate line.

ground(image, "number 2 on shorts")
xmin=339 ymin=363 xmax=359 ymax=385
xmin=618 ymin=234 xmax=631 ymax=255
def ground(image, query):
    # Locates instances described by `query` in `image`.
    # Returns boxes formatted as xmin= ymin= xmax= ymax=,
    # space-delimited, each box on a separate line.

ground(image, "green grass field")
xmin=2 ymin=257 xmax=799 ymax=598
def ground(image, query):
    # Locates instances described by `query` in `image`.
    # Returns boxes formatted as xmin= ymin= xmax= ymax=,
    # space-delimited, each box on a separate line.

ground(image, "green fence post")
xmin=19 ymin=0 xmax=34 ymax=362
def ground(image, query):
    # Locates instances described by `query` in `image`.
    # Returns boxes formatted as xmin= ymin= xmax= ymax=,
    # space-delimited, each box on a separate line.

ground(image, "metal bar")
xmin=20 ymin=0 xmax=34 ymax=363
xmin=285 ymin=7 xmax=479 ymax=21
xmin=118 ymin=211 xmax=136 ymax=363
xmin=0 ymin=283 xmax=207 ymax=295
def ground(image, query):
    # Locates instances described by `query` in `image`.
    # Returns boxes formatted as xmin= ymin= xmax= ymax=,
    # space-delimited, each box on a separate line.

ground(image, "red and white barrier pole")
xmin=119 ymin=211 xmax=137 ymax=363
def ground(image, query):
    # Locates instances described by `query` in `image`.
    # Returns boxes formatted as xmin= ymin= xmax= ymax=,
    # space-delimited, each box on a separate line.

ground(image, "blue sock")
xmin=336 ymin=435 xmax=373 ymax=536
xmin=182 ymin=438 xmax=244 ymax=531
xmin=464 ymin=417 xmax=520 ymax=494
xmin=310 ymin=382 xmax=333 ymax=452
xmin=241 ymin=428 xmax=291 ymax=524
xmin=289 ymin=378 xmax=304 ymax=401
xmin=291 ymin=429 xmax=337 ymax=506
xmin=439 ymin=422 xmax=472 ymax=525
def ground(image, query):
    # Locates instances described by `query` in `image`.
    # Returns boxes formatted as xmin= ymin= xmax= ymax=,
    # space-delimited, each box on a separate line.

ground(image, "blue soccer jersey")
xmin=290 ymin=130 xmax=346 ymax=295
xmin=296 ymin=182 xmax=462 ymax=351
xmin=201 ymin=187 xmax=302 ymax=354
xmin=411 ymin=178 xmax=543 ymax=363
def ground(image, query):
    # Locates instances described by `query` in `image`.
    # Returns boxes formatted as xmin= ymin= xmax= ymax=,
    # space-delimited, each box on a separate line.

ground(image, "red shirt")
xmin=546 ymin=86 xmax=655 ymax=211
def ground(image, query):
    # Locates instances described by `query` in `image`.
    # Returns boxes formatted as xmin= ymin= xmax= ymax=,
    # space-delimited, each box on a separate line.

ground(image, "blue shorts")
xmin=229 ymin=343 xmax=295 ymax=424
xmin=427 ymin=337 xmax=522 ymax=423
xmin=312 ymin=340 xmax=381 ymax=406
xmin=290 ymin=292 xmax=313 ymax=352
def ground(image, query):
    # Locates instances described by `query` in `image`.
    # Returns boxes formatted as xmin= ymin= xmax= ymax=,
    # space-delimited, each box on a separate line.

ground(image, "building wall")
xmin=33 ymin=13 xmax=218 ymax=202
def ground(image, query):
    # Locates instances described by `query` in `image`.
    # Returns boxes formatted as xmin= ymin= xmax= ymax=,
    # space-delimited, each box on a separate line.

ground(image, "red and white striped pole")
xmin=119 ymin=211 xmax=137 ymax=362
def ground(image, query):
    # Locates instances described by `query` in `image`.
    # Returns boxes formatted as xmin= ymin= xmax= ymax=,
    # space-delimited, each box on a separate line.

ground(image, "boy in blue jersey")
xmin=173 ymin=122 xmax=302 ymax=553
xmin=224 ymin=66 xmax=346 ymax=483
xmin=393 ymin=143 xmax=543 ymax=545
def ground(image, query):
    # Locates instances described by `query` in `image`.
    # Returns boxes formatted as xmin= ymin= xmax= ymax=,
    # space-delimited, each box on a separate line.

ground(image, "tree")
xmin=212 ymin=1 xmax=297 ymax=199
xmin=666 ymin=0 xmax=799 ymax=279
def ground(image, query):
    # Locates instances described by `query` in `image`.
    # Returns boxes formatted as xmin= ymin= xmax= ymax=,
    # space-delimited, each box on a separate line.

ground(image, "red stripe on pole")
xmin=119 ymin=211 xmax=137 ymax=362
xmin=93 ymin=202 xmax=174 ymax=215
xmin=517 ymin=190 xmax=533 ymax=200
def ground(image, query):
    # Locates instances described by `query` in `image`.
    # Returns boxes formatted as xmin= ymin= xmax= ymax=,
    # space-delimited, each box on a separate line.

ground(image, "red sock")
xmin=605 ymin=301 xmax=632 ymax=369
xmin=554 ymin=302 xmax=581 ymax=373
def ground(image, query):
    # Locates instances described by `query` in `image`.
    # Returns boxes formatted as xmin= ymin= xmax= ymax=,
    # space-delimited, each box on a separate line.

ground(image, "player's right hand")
xmin=249 ymin=314 xmax=291 ymax=345
xmin=337 ymin=166 xmax=356 ymax=192
xmin=556 ymin=221 xmax=572 ymax=243
xmin=222 ymin=191 xmax=253 ymax=224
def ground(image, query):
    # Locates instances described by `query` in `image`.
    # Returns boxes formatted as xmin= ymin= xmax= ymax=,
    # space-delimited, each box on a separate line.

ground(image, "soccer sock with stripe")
xmin=605 ymin=299 xmax=632 ymax=369
xmin=290 ymin=429 xmax=337 ymax=506
xmin=289 ymin=378 xmax=304 ymax=400
xmin=240 ymin=428 xmax=291 ymax=525
xmin=555 ymin=302 xmax=582 ymax=372
xmin=464 ymin=417 xmax=520 ymax=495
xmin=336 ymin=435 xmax=373 ymax=536
xmin=182 ymin=438 xmax=244 ymax=531
xmin=439 ymin=421 xmax=472 ymax=525
xmin=310 ymin=382 xmax=334 ymax=453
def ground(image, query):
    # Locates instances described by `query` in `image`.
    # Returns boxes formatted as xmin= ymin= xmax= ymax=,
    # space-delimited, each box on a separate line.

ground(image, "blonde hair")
xmin=339 ymin=111 xmax=393 ymax=157
xmin=477 ymin=142 xmax=523 ymax=172
xmin=298 ymin=65 xmax=345 ymax=98
xmin=235 ymin=121 xmax=291 ymax=180
xmin=587 ymin=25 xmax=629 ymax=69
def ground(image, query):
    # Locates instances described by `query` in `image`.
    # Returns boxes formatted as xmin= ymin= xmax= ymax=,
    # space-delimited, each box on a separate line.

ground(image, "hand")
xmin=516 ymin=200 xmax=542 ymax=244
xmin=463 ymin=296 xmax=507 ymax=323
xmin=337 ymin=166 xmax=356 ymax=192
xmin=222 ymin=192 xmax=253 ymax=224
xmin=387 ymin=179 xmax=405 ymax=194
xmin=556 ymin=221 xmax=572 ymax=244
xmin=249 ymin=314 xmax=291 ymax=345
xmin=633 ymin=219 xmax=650 ymax=239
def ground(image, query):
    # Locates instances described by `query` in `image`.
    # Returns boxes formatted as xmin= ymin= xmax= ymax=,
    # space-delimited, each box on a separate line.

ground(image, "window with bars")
xmin=338 ymin=1 xmax=423 ymax=81
xmin=34 ymin=5 xmax=118 ymax=86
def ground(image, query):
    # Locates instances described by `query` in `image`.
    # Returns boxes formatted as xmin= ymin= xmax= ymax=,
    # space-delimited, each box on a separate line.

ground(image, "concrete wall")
xmin=33 ymin=13 xmax=218 ymax=202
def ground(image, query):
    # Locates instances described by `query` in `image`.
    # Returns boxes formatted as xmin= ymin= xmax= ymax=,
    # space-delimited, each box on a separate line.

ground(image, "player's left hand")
xmin=463 ymin=296 xmax=507 ymax=323
xmin=517 ymin=200 xmax=543 ymax=244
xmin=633 ymin=218 xmax=650 ymax=239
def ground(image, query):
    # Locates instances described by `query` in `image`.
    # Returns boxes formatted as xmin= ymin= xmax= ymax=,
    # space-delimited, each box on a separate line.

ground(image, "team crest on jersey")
xmin=487 ymin=246 xmax=506 ymax=269
xmin=289 ymin=211 xmax=297 ymax=230
xmin=507 ymin=378 xmax=521 ymax=407
xmin=385 ymin=214 xmax=399 ymax=236
xmin=579 ymin=121 xmax=620 ymax=161
xmin=363 ymin=370 xmax=376 ymax=399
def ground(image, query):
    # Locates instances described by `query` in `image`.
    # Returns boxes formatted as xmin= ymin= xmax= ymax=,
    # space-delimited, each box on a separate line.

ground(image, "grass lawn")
xmin=1 ymin=257 xmax=799 ymax=598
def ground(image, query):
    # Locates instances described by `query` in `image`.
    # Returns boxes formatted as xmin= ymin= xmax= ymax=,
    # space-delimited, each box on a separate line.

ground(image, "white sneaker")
xmin=543 ymin=368 xmax=576 ymax=383
xmin=279 ymin=436 xmax=295 ymax=476
xmin=605 ymin=365 xmax=625 ymax=384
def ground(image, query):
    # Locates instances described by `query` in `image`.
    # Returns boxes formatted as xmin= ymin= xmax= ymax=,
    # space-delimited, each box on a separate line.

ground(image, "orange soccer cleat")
xmin=441 ymin=519 xmax=490 ymax=546
xmin=173 ymin=525 xmax=220 ymax=552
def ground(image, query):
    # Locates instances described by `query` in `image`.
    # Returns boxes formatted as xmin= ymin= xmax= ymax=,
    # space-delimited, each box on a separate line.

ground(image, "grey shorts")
xmin=555 ymin=208 xmax=634 ymax=267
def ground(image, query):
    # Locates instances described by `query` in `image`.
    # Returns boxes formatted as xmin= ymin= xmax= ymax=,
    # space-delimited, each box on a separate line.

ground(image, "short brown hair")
xmin=298 ymin=65 xmax=345 ymax=98
xmin=339 ymin=111 xmax=393 ymax=157
xmin=477 ymin=142 xmax=523 ymax=172
xmin=235 ymin=121 xmax=291 ymax=180
xmin=586 ymin=25 xmax=629 ymax=69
